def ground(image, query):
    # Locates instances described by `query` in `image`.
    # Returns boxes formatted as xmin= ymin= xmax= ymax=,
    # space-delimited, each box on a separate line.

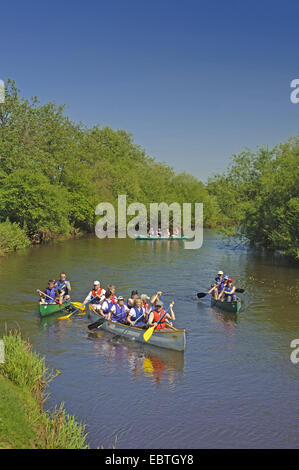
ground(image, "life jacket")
xmin=152 ymin=309 xmax=166 ymax=329
xmin=111 ymin=304 xmax=126 ymax=323
xmin=111 ymin=294 xmax=117 ymax=304
xmin=217 ymin=281 xmax=225 ymax=293
xmin=45 ymin=287 xmax=56 ymax=303
xmin=224 ymin=286 xmax=234 ymax=297
xmin=132 ymin=306 xmax=145 ymax=325
xmin=57 ymin=280 xmax=69 ymax=296
xmin=102 ymin=299 xmax=113 ymax=315
xmin=91 ymin=288 xmax=104 ymax=304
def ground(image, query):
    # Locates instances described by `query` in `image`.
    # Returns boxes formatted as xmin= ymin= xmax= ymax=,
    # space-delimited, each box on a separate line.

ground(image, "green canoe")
xmin=211 ymin=297 xmax=241 ymax=314
xmin=135 ymin=235 xmax=191 ymax=240
xmin=39 ymin=301 xmax=71 ymax=317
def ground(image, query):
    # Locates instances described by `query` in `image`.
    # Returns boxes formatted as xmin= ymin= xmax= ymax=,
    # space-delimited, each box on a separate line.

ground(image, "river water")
xmin=0 ymin=231 xmax=298 ymax=448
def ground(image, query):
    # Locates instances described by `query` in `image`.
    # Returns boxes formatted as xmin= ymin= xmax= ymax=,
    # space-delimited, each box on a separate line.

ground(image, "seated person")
xmin=220 ymin=278 xmax=236 ymax=302
xmin=147 ymin=301 xmax=175 ymax=330
xmin=99 ymin=291 xmax=115 ymax=318
xmin=38 ymin=280 xmax=58 ymax=304
xmin=127 ymin=290 xmax=138 ymax=308
xmin=108 ymin=296 xmax=129 ymax=323
xmin=56 ymin=272 xmax=71 ymax=302
xmin=127 ymin=297 xmax=146 ymax=327
xmin=82 ymin=281 xmax=106 ymax=313
xmin=107 ymin=284 xmax=117 ymax=303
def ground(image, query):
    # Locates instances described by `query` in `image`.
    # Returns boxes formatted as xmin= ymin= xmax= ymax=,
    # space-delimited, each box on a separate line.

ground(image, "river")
xmin=0 ymin=231 xmax=298 ymax=448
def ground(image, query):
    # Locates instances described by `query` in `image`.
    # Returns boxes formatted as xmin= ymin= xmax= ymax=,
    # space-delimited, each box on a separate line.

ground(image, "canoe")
xmin=93 ymin=317 xmax=186 ymax=352
xmin=39 ymin=301 xmax=71 ymax=317
xmin=211 ymin=297 xmax=241 ymax=314
xmin=135 ymin=235 xmax=190 ymax=240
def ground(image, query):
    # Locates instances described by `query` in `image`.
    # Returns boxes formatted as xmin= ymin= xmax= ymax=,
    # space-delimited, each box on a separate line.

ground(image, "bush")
xmin=0 ymin=219 xmax=30 ymax=255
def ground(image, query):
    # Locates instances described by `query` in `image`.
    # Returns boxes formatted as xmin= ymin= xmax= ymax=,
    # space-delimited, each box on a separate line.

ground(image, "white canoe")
xmin=94 ymin=317 xmax=186 ymax=352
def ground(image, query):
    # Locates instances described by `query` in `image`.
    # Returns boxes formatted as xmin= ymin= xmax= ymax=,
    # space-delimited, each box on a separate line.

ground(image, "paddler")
xmin=56 ymin=272 xmax=71 ymax=302
xmin=108 ymin=296 xmax=130 ymax=323
xmin=38 ymin=280 xmax=58 ymax=304
xmin=147 ymin=300 xmax=175 ymax=330
xmin=107 ymin=284 xmax=117 ymax=303
xmin=127 ymin=297 xmax=147 ymax=327
xmin=99 ymin=290 xmax=115 ymax=318
xmin=220 ymin=278 xmax=236 ymax=302
xmin=82 ymin=280 xmax=106 ymax=314
xmin=127 ymin=290 xmax=138 ymax=308
xmin=208 ymin=270 xmax=224 ymax=299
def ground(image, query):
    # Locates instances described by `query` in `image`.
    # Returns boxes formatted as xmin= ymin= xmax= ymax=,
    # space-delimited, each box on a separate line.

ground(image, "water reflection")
xmin=87 ymin=330 xmax=184 ymax=389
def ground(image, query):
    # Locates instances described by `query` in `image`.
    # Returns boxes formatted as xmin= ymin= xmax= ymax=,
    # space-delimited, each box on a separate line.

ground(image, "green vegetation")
xmin=0 ymin=79 xmax=219 ymax=252
xmin=0 ymin=79 xmax=298 ymax=260
xmin=0 ymin=219 xmax=30 ymax=255
xmin=208 ymin=141 xmax=299 ymax=260
xmin=0 ymin=331 xmax=88 ymax=449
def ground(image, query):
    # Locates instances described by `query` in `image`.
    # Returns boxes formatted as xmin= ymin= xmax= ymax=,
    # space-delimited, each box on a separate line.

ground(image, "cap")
xmin=93 ymin=281 xmax=100 ymax=285
xmin=140 ymin=294 xmax=150 ymax=301
xmin=118 ymin=296 xmax=125 ymax=301
xmin=131 ymin=290 xmax=138 ymax=296
xmin=228 ymin=278 xmax=233 ymax=282
xmin=155 ymin=301 xmax=163 ymax=307
xmin=224 ymin=275 xmax=229 ymax=280
xmin=218 ymin=271 xmax=224 ymax=275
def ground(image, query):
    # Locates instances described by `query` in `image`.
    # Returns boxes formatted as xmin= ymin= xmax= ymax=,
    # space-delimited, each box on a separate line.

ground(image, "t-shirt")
xmin=101 ymin=299 xmax=114 ymax=313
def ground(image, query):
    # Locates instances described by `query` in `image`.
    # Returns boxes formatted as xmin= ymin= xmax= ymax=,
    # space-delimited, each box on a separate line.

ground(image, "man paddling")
xmin=82 ymin=281 xmax=106 ymax=314
xmin=147 ymin=301 xmax=175 ymax=330
xmin=56 ymin=272 xmax=71 ymax=302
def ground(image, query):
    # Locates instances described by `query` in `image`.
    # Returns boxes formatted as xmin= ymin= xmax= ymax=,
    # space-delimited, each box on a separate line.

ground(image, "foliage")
xmin=0 ymin=331 xmax=88 ymax=449
xmin=0 ymin=79 xmax=220 ymax=248
xmin=208 ymin=141 xmax=299 ymax=260
xmin=0 ymin=219 xmax=30 ymax=255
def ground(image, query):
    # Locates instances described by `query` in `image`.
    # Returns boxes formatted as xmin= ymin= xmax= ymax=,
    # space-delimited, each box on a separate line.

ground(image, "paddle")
xmin=197 ymin=288 xmax=245 ymax=299
xmin=113 ymin=311 xmax=146 ymax=339
xmin=143 ymin=301 xmax=174 ymax=342
xmin=36 ymin=290 xmax=85 ymax=313
xmin=58 ymin=296 xmax=96 ymax=320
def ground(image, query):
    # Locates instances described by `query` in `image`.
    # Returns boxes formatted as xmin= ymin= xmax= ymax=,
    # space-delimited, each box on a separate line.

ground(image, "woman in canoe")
xmin=99 ymin=290 xmax=115 ymax=318
xmin=220 ymin=278 xmax=236 ymax=302
xmin=82 ymin=280 xmax=106 ymax=314
xmin=108 ymin=296 xmax=130 ymax=323
xmin=127 ymin=296 xmax=147 ymax=327
xmin=107 ymin=284 xmax=117 ymax=303
xmin=127 ymin=290 xmax=138 ymax=308
xmin=148 ymin=300 xmax=175 ymax=330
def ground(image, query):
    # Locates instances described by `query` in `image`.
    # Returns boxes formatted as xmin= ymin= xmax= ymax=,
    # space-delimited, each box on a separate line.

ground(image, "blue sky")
xmin=1 ymin=0 xmax=299 ymax=180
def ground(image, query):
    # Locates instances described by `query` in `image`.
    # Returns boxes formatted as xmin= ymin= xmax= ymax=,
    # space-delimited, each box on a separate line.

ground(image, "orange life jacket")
xmin=152 ymin=309 xmax=166 ymax=329
xmin=92 ymin=288 xmax=104 ymax=298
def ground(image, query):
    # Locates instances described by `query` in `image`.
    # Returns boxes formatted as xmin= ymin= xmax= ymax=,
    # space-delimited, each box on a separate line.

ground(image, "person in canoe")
xmin=208 ymin=270 xmax=225 ymax=299
xmin=99 ymin=290 xmax=115 ymax=318
xmin=56 ymin=272 xmax=71 ymax=302
xmin=38 ymin=280 xmax=58 ymax=304
xmin=220 ymin=278 xmax=236 ymax=302
xmin=127 ymin=296 xmax=147 ymax=327
xmin=107 ymin=284 xmax=117 ymax=303
xmin=173 ymin=226 xmax=179 ymax=237
xmin=82 ymin=280 xmax=106 ymax=314
xmin=108 ymin=296 xmax=130 ymax=323
xmin=148 ymin=227 xmax=155 ymax=237
xmin=147 ymin=300 xmax=175 ymax=330
xmin=127 ymin=290 xmax=138 ymax=308
xmin=149 ymin=291 xmax=163 ymax=307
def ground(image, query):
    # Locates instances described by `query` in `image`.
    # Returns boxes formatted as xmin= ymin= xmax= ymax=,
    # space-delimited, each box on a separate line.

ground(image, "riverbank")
xmin=0 ymin=330 xmax=88 ymax=449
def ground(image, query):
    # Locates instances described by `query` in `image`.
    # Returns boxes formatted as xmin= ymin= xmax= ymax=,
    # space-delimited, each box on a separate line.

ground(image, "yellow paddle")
xmin=58 ymin=296 xmax=96 ymax=320
xmin=143 ymin=301 xmax=174 ymax=342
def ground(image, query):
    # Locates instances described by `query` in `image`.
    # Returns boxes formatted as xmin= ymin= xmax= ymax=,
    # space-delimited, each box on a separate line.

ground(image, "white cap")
xmin=218 ymin=271 xmax=224 ymax=275
xmin=93 ymin=280 xmax=100 ymax=285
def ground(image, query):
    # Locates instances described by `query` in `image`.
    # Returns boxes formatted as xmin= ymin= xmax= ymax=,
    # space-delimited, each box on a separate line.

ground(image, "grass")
xmin=0 ymin=330 xmax=88 ymax=449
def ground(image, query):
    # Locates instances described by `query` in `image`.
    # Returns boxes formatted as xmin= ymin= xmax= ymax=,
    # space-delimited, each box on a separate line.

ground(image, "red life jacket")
xmin=111 ymin=294 xmax=117 ymax=304
xmin=152 ymin=309 xmax=166 ymax=329
xmin=92 ymin=288 xmax=104 ymax=298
